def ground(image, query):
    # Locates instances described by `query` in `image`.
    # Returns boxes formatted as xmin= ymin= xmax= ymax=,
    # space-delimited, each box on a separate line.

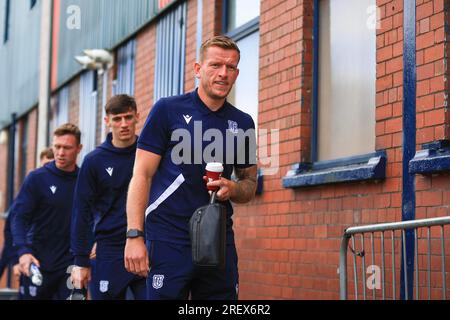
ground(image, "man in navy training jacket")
xmin=0 ymin=147 xmax=54 ymax=284
xmin=11 ymin=124 xmax=82 ymax=300
xmin=124 ymin=35 xmax=257 ymax=300
xmin=71 ymin=94 xmax=146 ymax=300
xmin=0 ymin=147 xmax=54 ymax=299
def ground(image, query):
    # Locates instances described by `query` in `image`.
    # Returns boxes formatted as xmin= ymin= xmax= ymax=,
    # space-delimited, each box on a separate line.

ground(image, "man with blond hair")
xmin=11 ymin=124 xmax=82 ymax=300
xmin=125 ymin=36 xmax=257 ymax=300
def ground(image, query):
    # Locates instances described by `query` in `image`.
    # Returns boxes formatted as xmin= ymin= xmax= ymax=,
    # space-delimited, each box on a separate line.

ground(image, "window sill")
xmin=282 ymin=151 xmax=387 ymax=189
xmin=409 ymin=140 xmax=450 ymax=174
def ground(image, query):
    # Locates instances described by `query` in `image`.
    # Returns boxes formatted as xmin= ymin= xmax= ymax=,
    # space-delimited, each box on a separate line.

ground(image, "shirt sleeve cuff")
xmin=137 ymin=143 xmax=165 ymax=156
xmin=17 ymin=246 xmax=33 ymax=258
xmin=74 ymin=255 xmax=91 ymax=268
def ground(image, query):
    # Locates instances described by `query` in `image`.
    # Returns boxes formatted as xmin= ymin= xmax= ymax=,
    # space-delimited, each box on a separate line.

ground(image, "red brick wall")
xmin=184 ymin=0 xmax=198 ymax=93
xmin=414 ymin=0 xmax=450 ymax=300
xmin=96 ymin=73 xmax=104 ymax=146
xmin=416 ymin=0 xmax=447 ymax=147
xmin=202 ymin=0 xmax=223 ymax=41
xmin=134 ymin=24 xmax=157 ymax=134
xmin=26 ymin=109 xmax=38 ymax=173
xmin=0 ymin=130 xmax=8 ymax=213
xmin=0 ymin=130 xmax=8 ymax=277
xmin=68 ymin=78 xmax=80 ymax=128
xmin=234 ymin=0 xmax=416 ymax=300
xmin=14 ymin=117 xmax=28 ymax=195
xmin=415 ymin=0 xmax=450 ymax=220
xmin=233 ymin=0 xmax=450 ymax=300
xmin=235 ymin=0 xmax=322 ymax=300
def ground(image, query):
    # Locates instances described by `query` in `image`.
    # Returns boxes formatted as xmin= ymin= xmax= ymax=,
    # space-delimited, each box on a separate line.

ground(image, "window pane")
xmin=79 ymin=71 xmax=97 ymax=163
xmin=114 ymin=39 xmax=136 ymax=96
xmin=20 ymin=117 xmax=28 ymax=183
xmin=154 ymin=2 xmax=187 ymax=101
xmin=227 ymin=0 xmax=260 ymax=31
xmin=4 ymin=0 xmax=11 ymax=43
xmin=228 ymin=31 xmax=259 ymax=133
xmin=318 ymin=0 xmax=376 ymax=161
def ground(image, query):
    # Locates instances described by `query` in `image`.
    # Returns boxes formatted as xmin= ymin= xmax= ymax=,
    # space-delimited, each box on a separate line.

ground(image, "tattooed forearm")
xmin=230 ymin=165 xmax=257 ymax=204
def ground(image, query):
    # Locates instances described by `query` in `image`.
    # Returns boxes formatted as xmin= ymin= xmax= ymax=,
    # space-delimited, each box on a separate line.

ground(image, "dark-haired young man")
xmin=71 ymin=94 xmax=146 ymax=300
xmin=11 ymin=124 xmax=82 ymax=300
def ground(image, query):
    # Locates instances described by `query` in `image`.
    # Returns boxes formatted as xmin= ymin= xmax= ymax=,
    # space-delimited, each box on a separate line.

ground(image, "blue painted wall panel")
xmin=0 ymin=0 xmax=41 ymax=128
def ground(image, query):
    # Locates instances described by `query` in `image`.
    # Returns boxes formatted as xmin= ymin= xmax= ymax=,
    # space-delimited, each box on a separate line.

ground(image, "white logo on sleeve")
xmin=183 ymin=115 xmax=193 ymax=125
xmin=152 ymin=275 xmax=165 ymax=289
xmin=99 ymin=280 xmax=109 ymax=293
xmin=50 ymin=186 xmax=57 ymax=194
xmin=106 ymin=167 xmax=114 ymax=177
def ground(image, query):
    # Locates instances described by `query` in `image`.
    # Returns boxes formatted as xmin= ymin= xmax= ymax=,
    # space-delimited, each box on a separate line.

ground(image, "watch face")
xmin=127 ymin=230 xmax=143 ymax=238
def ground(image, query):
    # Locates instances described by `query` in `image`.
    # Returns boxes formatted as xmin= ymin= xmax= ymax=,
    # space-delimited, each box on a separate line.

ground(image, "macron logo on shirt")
xmin=50 ymin=186 xmax=57 ymax=194
xmin=183 ymin=115 xmax=193 ymax=125
xmin=106 ymin=167 xmax=114 ymax=177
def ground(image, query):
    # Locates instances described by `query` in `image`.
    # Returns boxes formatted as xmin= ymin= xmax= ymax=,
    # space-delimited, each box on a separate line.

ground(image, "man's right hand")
xmin=124 ymin=238 xmax=149 ymax=278
xmin=89 ymin=243 xmax=97 ymax=260
xmin=71 ymin=266 xmax=91 ymax=289
xmin=18 ymin=254 xmax=40 ymax=277
xmin=12 ymin=264 xmax=21 ymax=281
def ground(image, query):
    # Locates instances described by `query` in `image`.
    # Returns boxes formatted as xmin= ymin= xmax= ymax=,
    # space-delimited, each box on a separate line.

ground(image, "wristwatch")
xmin=126 ymin=229 xmax=145 ymax=239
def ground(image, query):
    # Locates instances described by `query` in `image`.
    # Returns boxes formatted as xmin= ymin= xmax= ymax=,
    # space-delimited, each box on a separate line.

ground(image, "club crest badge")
xmin=29 ymin=286 xmax=37 ymax=297
xmin=228 ymin=120 xmax=239 ymax=134
xmin=99 ymin=280 xmax=109 ymax=293
xmin=152 ymin=274 xmax=164 ymax=289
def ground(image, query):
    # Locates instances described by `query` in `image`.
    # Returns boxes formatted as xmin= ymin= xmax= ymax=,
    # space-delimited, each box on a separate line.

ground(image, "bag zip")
xmin=195 ymin=210 xmax=202 ymax=261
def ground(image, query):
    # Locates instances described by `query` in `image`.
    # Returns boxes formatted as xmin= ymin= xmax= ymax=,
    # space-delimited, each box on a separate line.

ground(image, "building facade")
xmin=1 ymin=0 xmax=449 ymax=299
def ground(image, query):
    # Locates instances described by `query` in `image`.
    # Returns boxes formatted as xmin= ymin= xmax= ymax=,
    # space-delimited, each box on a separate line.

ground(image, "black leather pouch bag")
xmin=189 ymin=192 xmax=226 ymax=269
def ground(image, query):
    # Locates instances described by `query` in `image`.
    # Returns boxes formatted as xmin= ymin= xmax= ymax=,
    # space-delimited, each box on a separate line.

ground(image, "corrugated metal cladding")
xmin=113 ymin=39 xmax=136 ymax=96
xmin=56 ymin=0 xmax=178 ymax=89
xmin=0 ymin=0 xmax=41 ymax=128
xmin=154 ymin=1 xmax=186 ymax=101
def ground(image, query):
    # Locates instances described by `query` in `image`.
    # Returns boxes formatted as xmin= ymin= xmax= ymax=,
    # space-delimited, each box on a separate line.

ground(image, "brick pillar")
xmin=134 ymin=24 xmax=157 ymax=133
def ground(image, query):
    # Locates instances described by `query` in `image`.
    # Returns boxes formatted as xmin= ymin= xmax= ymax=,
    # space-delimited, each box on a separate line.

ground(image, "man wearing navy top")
xmin=71 ymin=95 xmax=146 ymax=300
xmin=11 ymin=124 xmax=82 ymax=300
xmin=0 ymin=148 xmax=54 ymax=285
xmin=125 ymin=36 xmax=257 ymax=300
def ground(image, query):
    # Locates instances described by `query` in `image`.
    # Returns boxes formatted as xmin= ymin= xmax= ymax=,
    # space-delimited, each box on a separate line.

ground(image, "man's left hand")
xmin=206 ymin=177 xmax=236 ymax=202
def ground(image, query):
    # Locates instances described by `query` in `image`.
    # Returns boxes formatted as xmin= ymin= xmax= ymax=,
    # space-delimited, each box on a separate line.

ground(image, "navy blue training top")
xmin=11 ymin=161 xmax=79 ymax=272
xmin=71 ymin=133 xmax=137 ymax=267
xmin=138 ymin=89 xmax=256 ymax=245
xmin=0 ymin=206 xmax=18 ymax=275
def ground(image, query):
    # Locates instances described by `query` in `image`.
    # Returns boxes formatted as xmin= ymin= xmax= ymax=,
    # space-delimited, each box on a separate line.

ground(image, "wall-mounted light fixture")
xmin=74 ymin=49 xmax=114 ymax=74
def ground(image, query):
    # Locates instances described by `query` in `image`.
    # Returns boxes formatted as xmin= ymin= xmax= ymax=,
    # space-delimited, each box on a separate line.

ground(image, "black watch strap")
xmin=126 ymin=229 xmax=145 ymax=239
